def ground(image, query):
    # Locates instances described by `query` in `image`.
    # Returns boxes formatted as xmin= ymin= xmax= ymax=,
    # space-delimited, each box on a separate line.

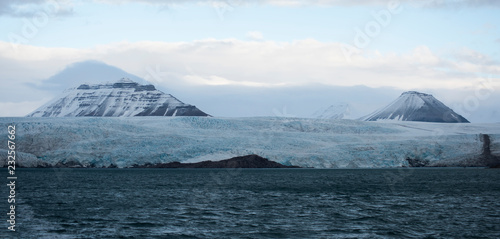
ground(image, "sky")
xmin=0 ymin=0 xmax=499 ymax=122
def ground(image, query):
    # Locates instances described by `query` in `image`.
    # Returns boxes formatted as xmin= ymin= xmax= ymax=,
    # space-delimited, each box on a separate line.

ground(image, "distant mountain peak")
xmin=75 ymin=79 xmax=157 ymax=92
xmin=402 ymin=91 xmax=431 ymax=96
xmin=361 ymin=91 xmax=469 ymax=123
xmin=116 ymin=77 xmax=135 ymax=84
xmin=28 ymin=79 xmax=209 ymax=117
xmin=312 ymin=103 xmax=350 ymax=119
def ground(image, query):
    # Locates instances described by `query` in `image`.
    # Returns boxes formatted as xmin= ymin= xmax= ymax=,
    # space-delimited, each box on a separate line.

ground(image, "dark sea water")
xmin=2 ymin=168 xmax=500 ymax=238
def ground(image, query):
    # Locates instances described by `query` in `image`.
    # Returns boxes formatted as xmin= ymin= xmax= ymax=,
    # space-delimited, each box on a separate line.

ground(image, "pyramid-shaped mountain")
xmin=360 ymin=91 xmax=469 ymax=123
xmin=27 ymin=78 xmax=209 ymax=117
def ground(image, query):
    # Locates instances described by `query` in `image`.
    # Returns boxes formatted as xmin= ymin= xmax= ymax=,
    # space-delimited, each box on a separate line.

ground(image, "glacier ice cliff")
xmin=1 ymin=117 xmax=499 ymax=168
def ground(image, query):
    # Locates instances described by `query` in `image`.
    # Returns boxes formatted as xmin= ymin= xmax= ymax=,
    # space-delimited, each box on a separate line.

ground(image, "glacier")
xmin=1 ymin=117 xmax=499 ymax=168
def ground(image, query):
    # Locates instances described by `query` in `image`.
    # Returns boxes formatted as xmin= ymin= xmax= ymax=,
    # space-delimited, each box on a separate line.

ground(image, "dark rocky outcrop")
xmin=481 ymin=134 xmax=500 ymax=168
xmin=405 ymin=133 xmax=500 ymax=168
xmin=405 ymin=157 xmax=430 ymax=167
xmin=132 ymin=155 xmax=300 ymax=168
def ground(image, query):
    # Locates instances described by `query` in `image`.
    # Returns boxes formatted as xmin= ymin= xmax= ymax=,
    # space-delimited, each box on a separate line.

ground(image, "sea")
xmin=2 ymin=168 xmax=500 ymax=239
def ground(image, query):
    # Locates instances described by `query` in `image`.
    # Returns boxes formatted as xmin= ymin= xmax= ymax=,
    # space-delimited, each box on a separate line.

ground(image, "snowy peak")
xmin=76 ymin=78 xmax=157 ymax=91
xmin=27 ymin=79 xmax=209 ymax=117
xmin=116 ymin=77 xmax=136 ymax=84
xmin=312 ymin=103 xmax=350 ymax=119
xmin=361 ymin=91 xmax=469 ymax=123
xmin=401 ymin=91 xmax=431 ymax=97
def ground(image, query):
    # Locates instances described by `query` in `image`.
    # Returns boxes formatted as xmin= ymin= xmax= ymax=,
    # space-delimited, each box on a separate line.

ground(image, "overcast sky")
xmin=0 ymin=0 xmax=499 ymax=122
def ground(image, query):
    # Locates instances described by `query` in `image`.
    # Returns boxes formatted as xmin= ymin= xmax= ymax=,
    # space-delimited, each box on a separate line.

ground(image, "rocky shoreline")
xmin=131 ymin=155 xmax=301 ymax=168
xmin=405 ymin=134 xmax=500 ymax=168
xmin=7 ymin=155 xmax=301 ymax=169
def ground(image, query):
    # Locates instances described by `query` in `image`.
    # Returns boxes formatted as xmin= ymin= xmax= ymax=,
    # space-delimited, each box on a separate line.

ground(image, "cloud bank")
xmin=3 ymin=39 xmax=498 ymax=89
xmin=0 ymin=0 xmax=73 ymax=17
xmin=0 ymin=39 xmax=498 ymax=121
xmin=2 ymin=0 xmax=499 ymax=17
xmin=92 ymin=0 xmax=500 ymax=7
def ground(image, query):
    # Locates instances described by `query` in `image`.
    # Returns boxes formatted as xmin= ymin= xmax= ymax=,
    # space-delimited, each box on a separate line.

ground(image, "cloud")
xmin=246 ymin=31 xmax=264 ymax=41
xmin=1 ymin=39 xmax=499 ymax=91
xmin=92 ymin=0 xmax=500 ymax=8
xmin=416 ymin=0 xmax=500 ymax=8
xmin=452 ymin=48 xmax=497 ymax=66
xmin=184 ymin=74 xmax=274 ymax=86
xmin=471 ymin=23 xmax=496 ymax=35
xmin=1 ymin=0 xmax=496 ymax=19
xmin=6 ymin=0 xmax=499 ymax=12
xmin=0 ymin=39 xmax=498 ymax=121
xmin=0 ymin=100 xmax=52 ymax=117
xmin=0 ymin=0 xmax=73 ymax=17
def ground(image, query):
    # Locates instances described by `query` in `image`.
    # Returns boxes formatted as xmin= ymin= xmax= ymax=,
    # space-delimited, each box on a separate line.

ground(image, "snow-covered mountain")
xmin=361 ymin=91 xmax=469 ymax=123
xmin=27 ymin=78 xmax=209 ymax=117
xmin=312 ymin=103 xmax=350 ymax=119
